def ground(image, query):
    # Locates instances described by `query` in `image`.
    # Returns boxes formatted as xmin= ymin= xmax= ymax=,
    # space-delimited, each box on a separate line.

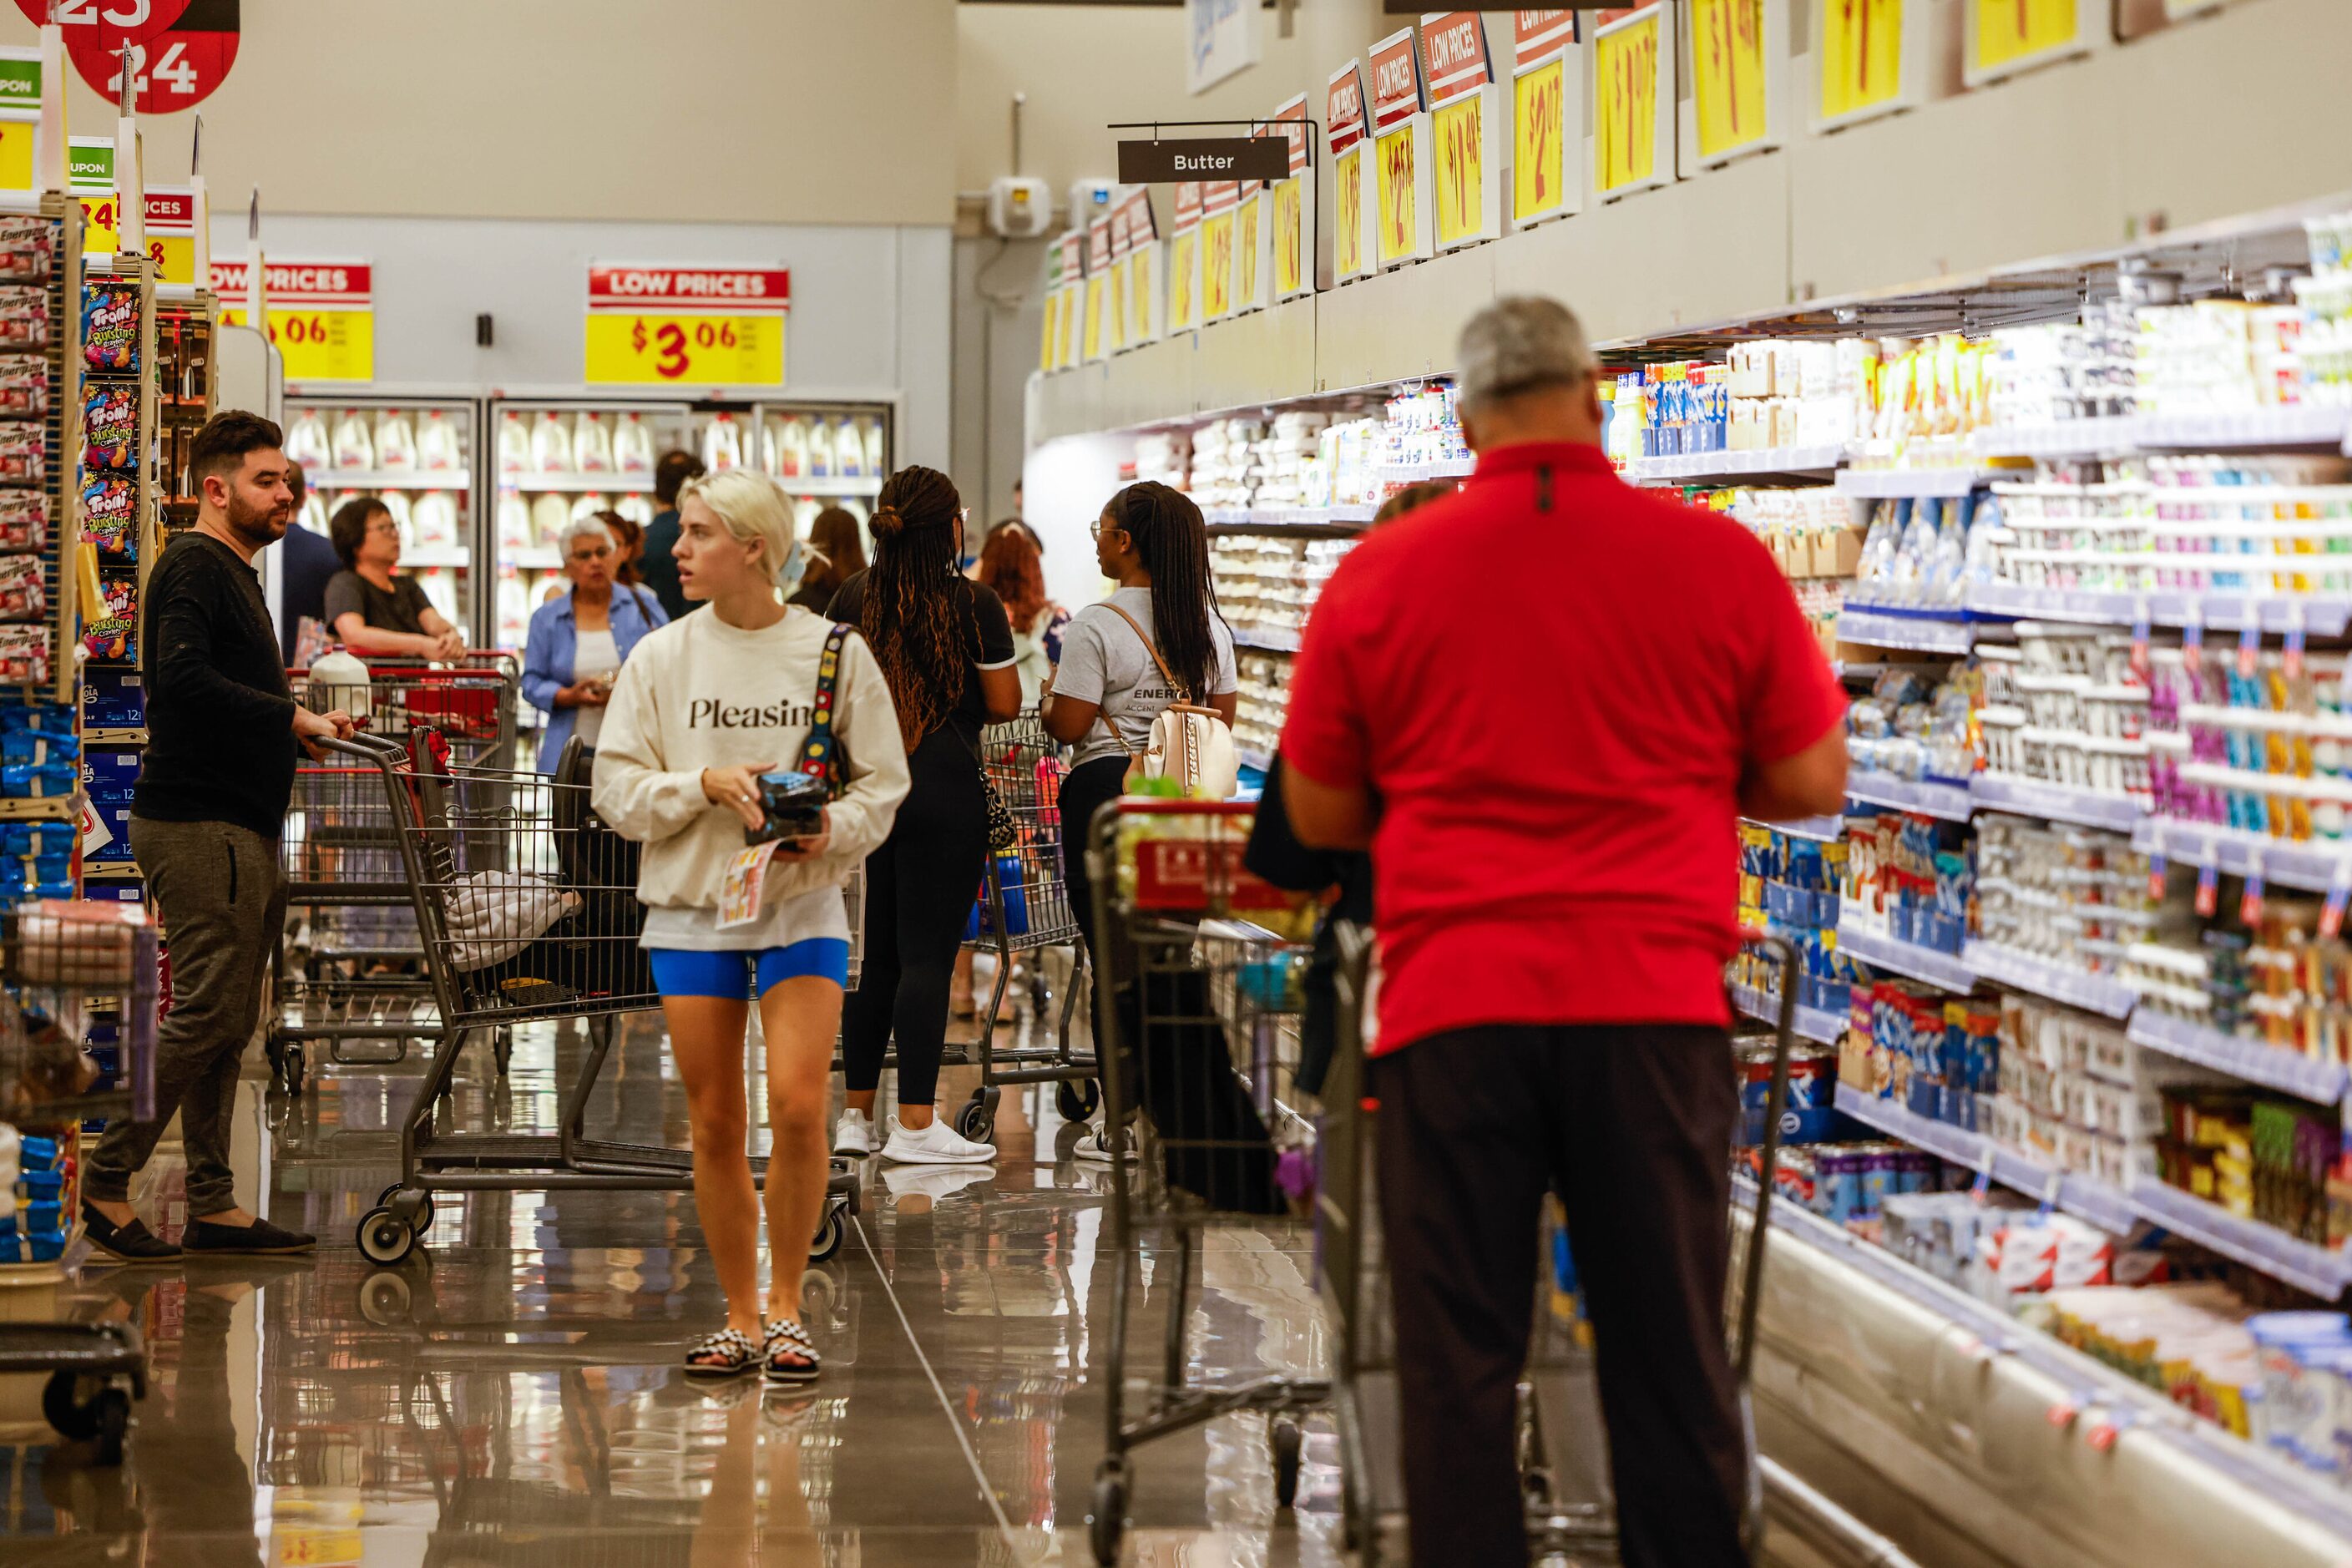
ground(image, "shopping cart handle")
xmin=311 ymin=731 xmax=407 ymax=761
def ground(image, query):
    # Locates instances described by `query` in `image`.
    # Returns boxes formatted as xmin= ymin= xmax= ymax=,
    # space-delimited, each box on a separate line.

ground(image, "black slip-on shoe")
xmin=183 ymin=1216 xmax=316 ymax=1256
xmin=80 ymin=1201 xmax=181 ymax=1263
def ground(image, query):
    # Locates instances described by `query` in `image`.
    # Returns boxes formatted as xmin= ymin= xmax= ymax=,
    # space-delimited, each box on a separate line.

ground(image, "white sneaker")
xmin=1071 ymin=1123 xmax=1138 ymax=1164
xmin=832 ymin=1109 xmax=876 ymax=1157
xmin=882 ymin=1163 xmax=993 ymax=1204
xmin=879 ymin=1115 xmax=997 ymax=1166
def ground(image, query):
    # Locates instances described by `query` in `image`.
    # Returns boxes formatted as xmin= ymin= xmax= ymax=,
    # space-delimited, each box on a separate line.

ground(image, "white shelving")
xmin=2126 ymin=1180 xmax=2352 ymax=1301
xmin=1232 ymin=626 xmax=1302 ymax=654
xmin=311 ymin=468 xmax=470 ymax=490
xmin=1834 ymin=468 xmax=1990 ymax=498
xmin=1836 ymin=609 xmax=1976 ymax=654
xmin=1622 ymin=443 xmax=1845 ymax=485
xmin=1377 ymin=457 xmax=1474 ymax=483
xmin=1844 ymin=773 xmax=1973 ymax=822
xmin=1964 ymin=584 xmax=2352 ymax=638
xmin=2127 ymin=1009 xmax=2350 ymax=1105
xmin=1971 ymin=407 xmax=2352 ymax=460
xmin=774 ymin=476 xmax=885 ymax=496
xmin=1970 ymin=774 xmax=2147 ymax=833
xmin=2132 ymin=819 xmax=2352 ymax=897
xmin=1727 ymin=981 xmax=1847 ymax=1046
xmin=1837 ymin=924 xmax=1977 ymax=994
xmin=1964 ymin=942 xmax=2137 ymax=1019
xmin=402 ymin=547 xmax=472 ymax=569
xmin=1753 ymin=814 xmax=1844 ymax=842
xmin=494 ymin=472 xmax=657 ymax=493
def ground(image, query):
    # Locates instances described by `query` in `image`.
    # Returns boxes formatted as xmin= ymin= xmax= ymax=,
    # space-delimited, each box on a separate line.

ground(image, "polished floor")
xmin=1 ymin=987 xmax=1363 ymax=1566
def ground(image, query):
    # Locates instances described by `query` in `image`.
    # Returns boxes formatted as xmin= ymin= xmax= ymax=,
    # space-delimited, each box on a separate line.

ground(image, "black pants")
xmin=1370 ymin=1024 xmax=1747 ymax=1568
xmin=1059 ymin=754 xmax=1127 ymax=966
xmin=841 ymin=728 xmax=988 ymax=1108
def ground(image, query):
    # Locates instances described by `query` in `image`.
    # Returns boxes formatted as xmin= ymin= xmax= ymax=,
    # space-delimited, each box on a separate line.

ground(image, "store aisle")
xmin=0 ymin=1007 xmax=1352 ymax=1566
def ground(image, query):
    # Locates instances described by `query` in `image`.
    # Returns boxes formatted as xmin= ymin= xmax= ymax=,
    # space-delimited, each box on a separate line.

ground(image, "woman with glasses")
xmin=323 ymin=496 xmax=468 ymax=661
xmin=522 ymin=515 xmax=670 ymax=771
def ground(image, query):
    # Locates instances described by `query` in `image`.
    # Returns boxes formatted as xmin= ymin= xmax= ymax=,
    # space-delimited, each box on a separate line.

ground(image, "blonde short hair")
xmin=679 ymin=468 xmax=799 ymax=586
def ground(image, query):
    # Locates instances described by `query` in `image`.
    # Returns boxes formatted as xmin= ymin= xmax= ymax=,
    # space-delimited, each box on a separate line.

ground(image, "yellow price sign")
xmin=1056 ymin=283 xmax=1078 ymax=366
xmin=1039 ymin=290 xmax=1060 ymax=372
xmin=1199 ymin=208 xmax=1234 ymax=319
xmin=1234 ymin=195 xmax=1261 ymax=307
xmin=1692 ymin=0 xmax=1769 ymax=160
xmin=1081 ymin=276 xmax=1105 ymax=360
xmin=1595 ymin=9 xmax=1662 ymax=195
xmin=1169 ymin=231 xmax=1198 ymax=330
xmin=222 ymin=306 xmax=377 ymax=384
xmin=1971 ymin=0 xmax=2076 ymax=73
xmin=1129 ymin=243 xmax=1155 ymax=336
xmin=1374 ymin=125 xmax=1418 ymax=266
xmin=273 ymin=1526 xmax=364 ymax=1567
xmin=1513 ymin=60 xmax=1568 ymax=225
xmin=1106 ymin=256 xmax=1129 ymax=351
xmin=1272 ymin=178 xmax=1304 ymax=296
xmin=1819 ymin=0 xmax=1906 ymax=123
xmin=0 ymin=119 xmax=31 ymax=193
xmin=1333 ymin=147 xmax=1366 ymax=276
xmin=584 ymin=311 xmax=782 ymax=387
xmin=1433 ymin=94 xmax=1485 ymax=247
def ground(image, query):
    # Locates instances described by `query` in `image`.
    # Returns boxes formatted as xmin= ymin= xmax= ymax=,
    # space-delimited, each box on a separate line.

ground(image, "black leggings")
xmin=1058 ymin=754 xmax=1129 ymax=969
xmin=841 ymin=728 xmax=989 ymax=1108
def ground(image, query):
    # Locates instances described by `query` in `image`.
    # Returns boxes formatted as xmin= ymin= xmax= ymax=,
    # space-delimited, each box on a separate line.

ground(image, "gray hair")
xmin=1455 ymin=296 xmax=1597 ymax=412
xmin=559 ymin=515 xmax=615 ymax=557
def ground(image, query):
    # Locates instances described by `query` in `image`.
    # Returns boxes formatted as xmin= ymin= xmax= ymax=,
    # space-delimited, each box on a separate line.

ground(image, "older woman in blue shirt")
xmin=523 ymin=513 xmax=668 ymax=771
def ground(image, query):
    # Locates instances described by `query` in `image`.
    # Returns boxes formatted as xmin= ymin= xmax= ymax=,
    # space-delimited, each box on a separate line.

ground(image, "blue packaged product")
xmin=18 ymin=1166 xmax=59 ymax=1199
xmin=17 ymin=1135 xmax=58 ymax=1168
xmin=1859 ymin=1146 xmax=1899 ymax=1216
xmin=78 ymin=667 xmax=143 ymax=730
xmin=1 ymin=759 xmax=75 ymax=797
xmin=80 ymin=746 xmax=139 ymax=801
xmin=1816 ymin=1149 xmax=1863 ymax=1224
xmin=0 ymin=728 xmax=73 ymax=767
xmin=0 ymin=822 xmax=72 ymax=858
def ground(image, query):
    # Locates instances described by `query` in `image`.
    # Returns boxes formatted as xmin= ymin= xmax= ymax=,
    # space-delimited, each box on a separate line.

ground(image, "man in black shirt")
xmin=636 ymin=448 xmax=704 ymax=622
xmin=275 ymin=459 xmax=339 ymax=665
xmin=81 ymin=412 xmax=355 ymax=1262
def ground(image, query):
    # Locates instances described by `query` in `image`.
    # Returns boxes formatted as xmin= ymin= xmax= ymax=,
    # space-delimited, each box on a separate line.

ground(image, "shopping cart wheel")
xmin=809 ymin=1202 xmax=845 ymax=1263
xmin=356 ymin=1207 xmax=417 ymax=1266
xmin=377 ymin=1183 xmax=437 ymax=1233
xmin=493 ymin=1029 xmax=513 ymax=1077
xmin=1055 ymin=1078 xmax=1100 ymax=1123
xmin=1089 ymin=1461 xmax=1128 ymax=1566
xmin=1271 ymin=1415 xmax=1302 ymax=1508
xmin=270 ymin=1039 xmax=306 ymax=1098
xmin=42 ymin=1373 xmax=131 ymax=1465
xmin=953 ymin=1086 xmax=1000 ymax=1145
xmin=358 ymin=1269 xmax=414 ymax=1327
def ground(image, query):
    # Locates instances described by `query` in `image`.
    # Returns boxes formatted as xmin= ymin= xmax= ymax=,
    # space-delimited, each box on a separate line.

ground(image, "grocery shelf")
xmin=1727 ymin=981 xmax=1847 ymax=1046
xmin=1970 ymin=774 xmax=2147 ymax=833
xmin=1237 ymin=746 xmax=1273 ymax=774
xmin=493 ymin=472 xmax=657 ymax=493
xmin=2127 ymin=1009 xmax=2349 ymax=1105
xmin=309 ymin=468 xmax=471 ymax=490
xmin=1377 ymin=458 xmax=1474 ymax=483
xmin=1206 ymin=511 xmax=1367 ymax=537
xmin=2132 ymin=818 xmax=2352 ymax=896
xmin=1834 ymin=468 xmax=1992 ymax=498
xmin=1835 ymin=609 xmax=1976 ymax=654
xmin=1621 ymin=443 xmax=1844 ymax=485
xmin=1963 ymin=583 xmax=2352 ymax=637
xmin=1752 ymin=813 xmax=1844 ymax=842
xmin=1837 ymin=924 xmax=1978 ymax=994
xmin=1972 ymin=407 xmax=2352 ymax=458
xmin=1844 ymin=773 xmax=1973 ymax=822
xmin=1833 ymin=1082 xmax=1989 ymax=1166
xmin=1831 ymin=1085 xmax=2157 ymax=1238
xmin=1232 ymin=627 xmax=1302 ymax=654
xmin=402 ymin=547 xmax=471 ymax=569
xmin=2126 ymin=1179 xmax=2352 ymax=1301
xmin=1964 ymin=942 xmax=2137 ymax=1019
xmin=0 ymin=793 xmax=79 ymax=822
xmin=82 ymin=728 xmax=144 ymax=746
xmin=776 ymin=477 xmax=884 ymax=497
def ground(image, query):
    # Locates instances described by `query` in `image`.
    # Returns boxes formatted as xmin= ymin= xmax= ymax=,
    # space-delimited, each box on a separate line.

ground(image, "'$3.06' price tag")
xmin=584 ymin=311 xmax=781 ymax=387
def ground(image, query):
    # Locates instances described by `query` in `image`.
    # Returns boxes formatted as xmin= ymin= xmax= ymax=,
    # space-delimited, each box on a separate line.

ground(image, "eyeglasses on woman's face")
xmin=366 ymin=518 xmax=400 ymax=537
xmin=568 ymin=541 xmax=613 ymax=564
xmin=1090 ymin=518 xmax=1125 ymax=543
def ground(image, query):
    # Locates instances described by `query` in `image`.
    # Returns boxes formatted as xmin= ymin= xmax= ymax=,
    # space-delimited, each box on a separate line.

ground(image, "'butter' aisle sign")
xmin=1118 ymin=136 xmax=1288 ymax=185
xmin=584 ymin=265 xmax=790 ymax=387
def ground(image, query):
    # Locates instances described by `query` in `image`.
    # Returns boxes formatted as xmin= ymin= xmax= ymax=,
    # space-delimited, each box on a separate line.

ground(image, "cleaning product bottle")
xmin=531 ymin=411 xmax=574 ymax=474
xmin=286 ymin=409 xmax=331 ymax=470
xmin=374 ymin=410 xmax=417 ymax=471
xmin=418 ymin=409 xmax=463 ymax=471
xmin=574 ymin=410 xmax=614 ymax=473
xmin=776 ymin=416 xmax=809 ymax=478
xmin=701 ymin=412 xmax=742 ymax=473
xmin=497 ymin=412 xmax=532 ymax=473
xmin=614 ymin=412 xmax=653 ymax=473
xmin=496 ymin=492 xmax=532 ymax=552
xmin=331 ymin=410 xmax=375 ymax=472
xmin=835 ymin=418 xmax=865 ymax=478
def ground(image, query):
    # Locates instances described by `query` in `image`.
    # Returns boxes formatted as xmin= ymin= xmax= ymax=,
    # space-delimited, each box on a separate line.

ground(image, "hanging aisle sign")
xmin=1368 ymin=27 xmax=1431 ymax=270
xmin=215 ymin=260 xmax=373 ymax=383
xmin=1328 ymin=60 xmax=1376 ymax=285
xmin=1512 ymin=12 xmax=1581 ymax=230
xmin=1813 ymin=0 xmax=1920 ymax=132
xmin=1121 ymin=187 xmax=1163 ymax=347
xmin=1420 ymin=12 xmax=1499 ymax=253
xmin=583 ymin=265 xmax=790 ymax=387
xmin=1167 ymin=181 xmax=1203 ymax=333
xmin=1690 ymin=0 xmax=1780 ymax=167
xmin=1082 ymin=215 xmax=1111 ymax=362
xmin=1963 ymin=0 xmax=2095 ymax=88
xmin=1198 ymin=179 xmax=1238 ymax=323
xmin=1053 ymin=231 xmax=1083 ymax=369
xmin=1592 ymin=3 xmax=1673 ymax=202
xmin=1267 ymin=93 xmax=1313 ymax=301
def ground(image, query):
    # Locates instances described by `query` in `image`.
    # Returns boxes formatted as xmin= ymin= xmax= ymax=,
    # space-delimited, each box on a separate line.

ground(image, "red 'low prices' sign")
xmin=585 ymin=265 xmax=790 ymax=387
xmin=588 ymin=266 xmax=792 ymax=310
xmin=210 ymin=260 xmax=370 ymax=306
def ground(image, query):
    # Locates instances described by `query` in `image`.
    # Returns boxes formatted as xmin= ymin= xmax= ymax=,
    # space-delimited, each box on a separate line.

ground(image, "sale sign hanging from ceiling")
xmin=1367 ymin=26 xmax=1430 ymax=271
xmin=584 ymin=264 xmax=790 ymax=388
xmin=1689 ymin=0 xmax=1780 ymax=168
xmin=64 ymin=0 xmax=240 ymax=115
xmin=215 ymin=259 xmax=374 ymax=383
xmin=1420 ymin=12 xmax=1499 ymax=253
xmin=1512 ymin=12 xmax=1582 ymax=230
xmin=1592 ymin=3 xmax=1675 ymax=202
xmin=1327 ymin=59 xmax=1375 ymax=285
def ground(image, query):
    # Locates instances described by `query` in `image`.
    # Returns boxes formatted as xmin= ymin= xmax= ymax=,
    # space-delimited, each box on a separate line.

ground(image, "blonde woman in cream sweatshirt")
xmin=593 ymin=469 xmax=909 ymax=1386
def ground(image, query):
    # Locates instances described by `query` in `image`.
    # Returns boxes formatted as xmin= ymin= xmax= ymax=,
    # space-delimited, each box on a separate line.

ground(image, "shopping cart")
xmin=948 ymin=715 xmax=1095 ymax=1144
xmin=270 ymin=653 xmax=525 ymax=1096
xmin=1081 ymin=798 xmax=1328 ymax=1567
xmin=1317 ymin=922 xmax=1801 ymax=1565
xmin=316 ymin=733 xmax=860 ymax=1270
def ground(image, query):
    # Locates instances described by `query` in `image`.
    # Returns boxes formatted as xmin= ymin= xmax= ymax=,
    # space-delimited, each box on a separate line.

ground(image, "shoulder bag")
xmin=1102 ymin=602 xmax=1238 ymax=800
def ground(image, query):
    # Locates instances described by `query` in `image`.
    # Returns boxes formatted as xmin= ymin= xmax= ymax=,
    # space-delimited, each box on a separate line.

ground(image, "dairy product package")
xmin=835 ymin=419 xmax=864 ymax=478
xmin=774 ymin=417 xmax=809 ymax=478
xmin=495 ymin=569 xmax=530 ymax=646
xmin=569 ymin=493 xmax=609 ymax=527
xmin=614 ymin=412 xmax=653 ymax=473
xmin=299 ymin=494 xmax=328 ymax=538
xmin=375 ymin=411 xmax=417 ymax=471
xmin=380 ymin=492 xmax=414 ymax=552
xmin=862 ymin=418 xmax=885 ymax=477
xmin=702 ymin=413 xmax=742 ymax=473
xmin=417 ymin=569 xmax=458 ymax=623
xmin=412 ymin=492 xmax=460 ymax=550
xmin=792 ymin=495 xmax=821 ymax=534
xmin=808 ymin=422 xmax=833 ymax=478
xmin=496 ymin=493 xmax=532 ymax=552
xmin=574 ymin=411 xmax=615 ymax=473
xmin=418 ymin=409 xmax=463 ymax=471
xmin=331 ymin=412 xmax=375 ymax=472
xmin=497 ymin=413 xmax=532 ymax=473
xmin=531 ymin=412 xmax=574 ymax=473
xmin=530 ymin=493 xmax=570 ymax=549
xmin=615 ymin=493 xmax=653 ymax=527
xmin=758 ymin=421 xmax=778 ymax=474
xmin=286 ymin=410 xmax=331 ymax=470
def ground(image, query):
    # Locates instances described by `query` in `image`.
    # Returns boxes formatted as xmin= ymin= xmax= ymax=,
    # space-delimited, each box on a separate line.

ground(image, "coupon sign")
xmin=717 ymin=841 xmax=784 ymax=929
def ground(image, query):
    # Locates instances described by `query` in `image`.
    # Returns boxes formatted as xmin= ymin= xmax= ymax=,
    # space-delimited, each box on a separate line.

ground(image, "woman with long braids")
xmin=827 ymin=467 xmax=1024 ymax=1164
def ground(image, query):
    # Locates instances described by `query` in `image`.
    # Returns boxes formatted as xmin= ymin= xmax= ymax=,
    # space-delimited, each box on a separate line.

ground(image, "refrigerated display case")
xmin=755 ymin=401 xmax=895 ymax=539
xmin=283 ymin=393 xmax=478 ymax=640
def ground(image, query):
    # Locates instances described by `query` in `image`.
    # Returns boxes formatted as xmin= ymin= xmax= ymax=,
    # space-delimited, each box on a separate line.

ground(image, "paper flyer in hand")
xmin=717 ymin=840 xmax=784 ymax=929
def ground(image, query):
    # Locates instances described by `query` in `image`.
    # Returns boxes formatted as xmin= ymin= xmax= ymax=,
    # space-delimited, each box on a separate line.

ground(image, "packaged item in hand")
xmin=0 ymin=491 xmax=46 ymax=554
xmin=0 ymin=423 xmax=41 ymax=486
xmin=82 ymin=576 xmax=134 ymax=662
xmin=0 ymin=626 xmax=48 ymax=684
xmin=81 ymin=386 xmax=139 ymax=471
xmin=747 ymin=770 xmax=830 ymax=844
xmin=0 ymin=218 xmax=55 ymax=283
xmin=81 ymin=279 xmax=139 ymax=372
xmin=0 ymin=358 xmax=47 ymax=419
xmin=0 ymin=556 xmax=43 ymax=623
xmin=81 ymin=474 xmax=135 ymax=557
xmin=0 ymin=285 xmax=46 ymax=349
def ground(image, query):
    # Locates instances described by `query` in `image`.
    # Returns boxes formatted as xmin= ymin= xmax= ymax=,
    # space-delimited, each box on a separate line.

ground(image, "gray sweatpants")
xmin=84 ymin=817 xmax=288 ymax=1216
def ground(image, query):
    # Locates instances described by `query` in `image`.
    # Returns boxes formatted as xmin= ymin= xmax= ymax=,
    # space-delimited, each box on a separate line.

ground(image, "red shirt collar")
xmin=1471 ymin=441 xmax=1615 ymax=479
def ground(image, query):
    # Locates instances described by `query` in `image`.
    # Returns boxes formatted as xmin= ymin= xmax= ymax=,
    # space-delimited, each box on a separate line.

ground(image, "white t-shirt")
xmin=572 ymin=627 xmax=620 ymax=748
xmin=1054 ymin=586 xmax=1238 ymax=768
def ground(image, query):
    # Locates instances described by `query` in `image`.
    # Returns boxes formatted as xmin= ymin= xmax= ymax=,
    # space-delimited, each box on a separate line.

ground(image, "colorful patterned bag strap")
xmin=799 ymin=623 xmax=853 ymax=792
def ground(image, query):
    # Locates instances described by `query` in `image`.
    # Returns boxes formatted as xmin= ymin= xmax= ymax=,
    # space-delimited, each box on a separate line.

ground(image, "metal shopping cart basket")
xmin=947 ymin=714 xmax=1094 ymax=1144
xmin=316 ymin=734 xmax=860 ymax=1271
xmin=1081 ymin=797 xmax=1328 ymax=1566
xmin=270 ymin=654 xmax=525 ymax=1095
xmin=1317 ymin=923 xmax=1801 ymax=1566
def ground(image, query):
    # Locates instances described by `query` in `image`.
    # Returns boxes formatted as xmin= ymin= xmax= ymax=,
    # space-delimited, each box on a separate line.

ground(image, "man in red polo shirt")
xmin=1282 ymin=296 xmax=1847 ymax=1568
